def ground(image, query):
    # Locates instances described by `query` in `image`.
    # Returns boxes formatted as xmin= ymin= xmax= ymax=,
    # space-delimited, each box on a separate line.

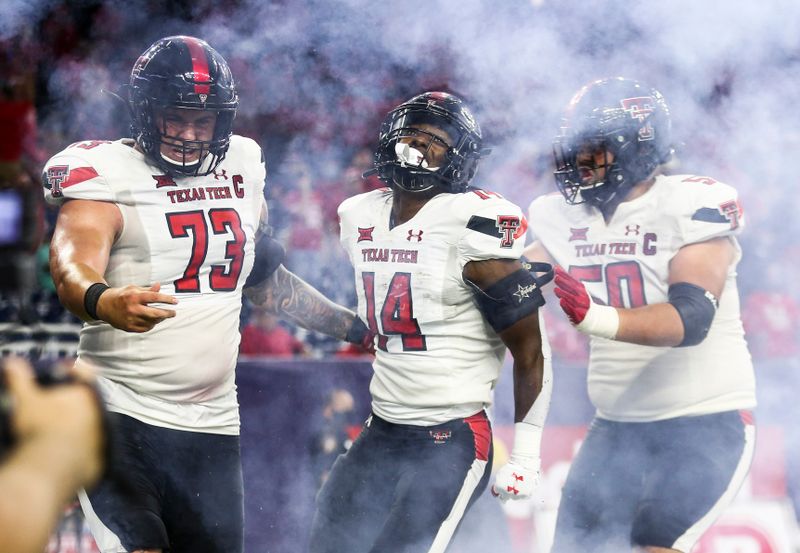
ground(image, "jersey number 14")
xmin=361 ymin=272 xmax=427 ymax=352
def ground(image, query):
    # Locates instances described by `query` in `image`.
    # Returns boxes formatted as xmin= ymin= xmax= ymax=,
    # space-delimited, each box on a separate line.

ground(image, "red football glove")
xmin=553 ymin=266 xmax=591 ymax=325
xmin=553 ymin=266 xmax=619 ymax=339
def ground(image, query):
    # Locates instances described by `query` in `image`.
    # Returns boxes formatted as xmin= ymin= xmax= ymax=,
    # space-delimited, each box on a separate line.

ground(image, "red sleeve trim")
xmin=62 ymin=167 xmax=100 ymax=189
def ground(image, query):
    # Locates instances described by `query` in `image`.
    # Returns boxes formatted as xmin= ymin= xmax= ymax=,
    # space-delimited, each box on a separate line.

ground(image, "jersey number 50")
xmin=570 ymin=261 xmax=647 ymax=308
xmin=361 ymin=272 xmax=427 ymax=352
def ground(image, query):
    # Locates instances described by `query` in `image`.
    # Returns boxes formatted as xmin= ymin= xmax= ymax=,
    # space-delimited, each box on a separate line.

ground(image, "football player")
xmin=43 ymin=36 xmax=372 ymax=553
xmin=308 ymin=92 xmax=554 ymax=553
xmin=524 ymin=77 xmax=757 ymax=552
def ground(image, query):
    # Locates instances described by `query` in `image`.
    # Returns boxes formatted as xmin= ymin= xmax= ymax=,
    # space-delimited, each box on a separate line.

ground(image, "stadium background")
xmin=1 ymin=0 xmax=798 ymax=551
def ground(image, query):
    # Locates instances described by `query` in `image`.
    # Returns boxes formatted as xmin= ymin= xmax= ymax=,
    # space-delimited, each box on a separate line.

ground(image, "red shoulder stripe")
xmin=62 ymin=167 xmax=100 ymax=189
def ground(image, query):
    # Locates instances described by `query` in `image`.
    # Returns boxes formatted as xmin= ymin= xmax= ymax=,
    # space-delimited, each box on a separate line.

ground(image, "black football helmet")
xmin=553 ymin=77 xmax=672 ymax=209
xmin=129 ymin=36 xmax=238 ymax=176
xmin=366 ymin=92 xmax=489 ymax=193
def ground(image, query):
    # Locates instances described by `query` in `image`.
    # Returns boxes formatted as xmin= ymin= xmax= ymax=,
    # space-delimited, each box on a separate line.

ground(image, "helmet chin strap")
xmin=160 ymin=150 xmax=211 ymax=174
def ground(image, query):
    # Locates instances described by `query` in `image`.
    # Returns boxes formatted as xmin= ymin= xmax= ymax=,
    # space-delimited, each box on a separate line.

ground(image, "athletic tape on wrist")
xmin=512 ymin=355 xmax=551 ymax=466
xmin=510 ymin=422 xmax=543 ymax=466
xmin=575 ymin=302 xmax=619 ymax=340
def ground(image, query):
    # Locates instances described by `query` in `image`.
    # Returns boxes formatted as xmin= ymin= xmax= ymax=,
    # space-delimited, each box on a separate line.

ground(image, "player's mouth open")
xmin=172 ymin=147 xmax=199 ymax=160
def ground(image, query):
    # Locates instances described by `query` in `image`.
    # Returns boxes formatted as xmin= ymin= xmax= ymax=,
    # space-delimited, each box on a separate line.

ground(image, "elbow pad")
xmin=244 ymin=234 xmax=285 ymax=288
xmin=668 ymin=282 xmax=718 ymax=347
xmin=466 ymin=262 xmax=553 ymax=333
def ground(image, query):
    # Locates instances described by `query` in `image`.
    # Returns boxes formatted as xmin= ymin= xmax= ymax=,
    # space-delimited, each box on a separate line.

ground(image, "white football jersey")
xmin=43 ymin=136 xmax=265 ymax=434
xmin=340 ymin=188 xmax=548 ymax=425
xmin=528 ymin=174 xmax=756 ymax=422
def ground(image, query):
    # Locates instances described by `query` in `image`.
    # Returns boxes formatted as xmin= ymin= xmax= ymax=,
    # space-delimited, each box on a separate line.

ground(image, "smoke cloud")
xmin=5 ymin=0 xmax=798 ymax=551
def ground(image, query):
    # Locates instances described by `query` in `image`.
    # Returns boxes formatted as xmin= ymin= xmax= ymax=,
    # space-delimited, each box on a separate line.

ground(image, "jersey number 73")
xmin=166 ymin=208 xmax=246 ymax=293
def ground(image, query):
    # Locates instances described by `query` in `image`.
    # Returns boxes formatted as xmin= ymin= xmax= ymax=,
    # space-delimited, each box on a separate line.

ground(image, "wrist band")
xmin=345 ymin=316 xmax=370 ymax=344
xmin=84 ymin=283 xmax=110 ymax=321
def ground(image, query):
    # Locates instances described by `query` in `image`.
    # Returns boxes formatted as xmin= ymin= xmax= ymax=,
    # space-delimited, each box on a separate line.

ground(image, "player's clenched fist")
xmin=96 ymin=282 xmax=178 ymax=333
xmin=491 ymin=458 xmax=541 ymax=502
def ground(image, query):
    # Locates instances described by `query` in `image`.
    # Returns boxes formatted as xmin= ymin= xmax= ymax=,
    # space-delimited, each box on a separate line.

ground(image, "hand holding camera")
xmin=1 ymin=357 xmax=106 ymax=487
xmin=0 ymin=357 xmax=107 ymax=553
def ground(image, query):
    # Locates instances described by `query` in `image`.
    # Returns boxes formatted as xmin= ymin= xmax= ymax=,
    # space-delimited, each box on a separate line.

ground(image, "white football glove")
xmin=491 ymin=457 xmax=541 ymax=502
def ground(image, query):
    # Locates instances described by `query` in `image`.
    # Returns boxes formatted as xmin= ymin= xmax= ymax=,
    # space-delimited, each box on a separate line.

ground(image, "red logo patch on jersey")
xmin=153 ymin=174 xmax=177 ymax=188
xmin=46 ymin=165 xmax=69 ymax=198
xmin=496 ymin=216 xmax=520 ymax=248
xmin=569 ymin=227 xmax=589 ymax=241
xmin=357 ymin=227 xmax=374 ymax=242
xmin=620 ymin=96 xmax=655 ymax=140
xmin=718 ymin=199 xmax=743 ymax=230
xmin=213 ymin=169 xmax=228 ymax=181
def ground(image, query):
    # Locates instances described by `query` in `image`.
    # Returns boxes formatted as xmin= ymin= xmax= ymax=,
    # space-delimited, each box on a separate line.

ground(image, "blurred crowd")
xmin=1 ymin=3 xmax=798 ymax=552
xmin=1 ymin=0 xmax=798 ymax=365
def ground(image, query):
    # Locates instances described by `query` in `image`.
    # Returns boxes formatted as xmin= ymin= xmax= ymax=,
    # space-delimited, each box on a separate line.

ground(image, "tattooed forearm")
xmin=244 ymin=265 xmax=354 ymax=340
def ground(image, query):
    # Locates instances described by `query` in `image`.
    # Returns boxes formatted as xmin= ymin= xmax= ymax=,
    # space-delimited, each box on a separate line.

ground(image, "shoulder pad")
xmin=42 ymin=144 xmax=113 ymax=205
xmin=458 ymin=192 xmax=527 ymax=261
xmin=663 ymin=174 xmax=744 ymax=241
xmin=228 ymin=135 xmax=263 ymax=164
xmin=338 ymin=189 xmax=387 ymax=220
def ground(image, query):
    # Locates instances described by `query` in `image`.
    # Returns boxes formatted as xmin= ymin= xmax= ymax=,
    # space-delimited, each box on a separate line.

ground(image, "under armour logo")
xmin=213 ymin=169 xmax=228 ymax=181
xmin=506 ymin=485 xmax=520 ymax=495
xmin=625 ymin=224 xmax=640 ymax=236
xmin=46 ymin=165 xmax=69 ymax=198
xmin=153 ymin=174 xmax=177 ymax=188
xmin=569 ymin=227 xmax=589 ymax=241
xmin=512 ymin=473 xmax=524 ymax=482
xmin=429 ymin=430 xmax=451 ymax=444
xmin=358 ymin=227 xmax=374 ymax=242
xmin=407 ymin=229 xmax=424 ymax=242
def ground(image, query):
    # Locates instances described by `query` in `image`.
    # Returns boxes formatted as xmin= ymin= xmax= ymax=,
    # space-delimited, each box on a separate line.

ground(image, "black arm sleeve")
xmin=243 ymin=234 xmax=285 ymax=288
xmin=668 ymin=282 xmax=718 ymax=347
